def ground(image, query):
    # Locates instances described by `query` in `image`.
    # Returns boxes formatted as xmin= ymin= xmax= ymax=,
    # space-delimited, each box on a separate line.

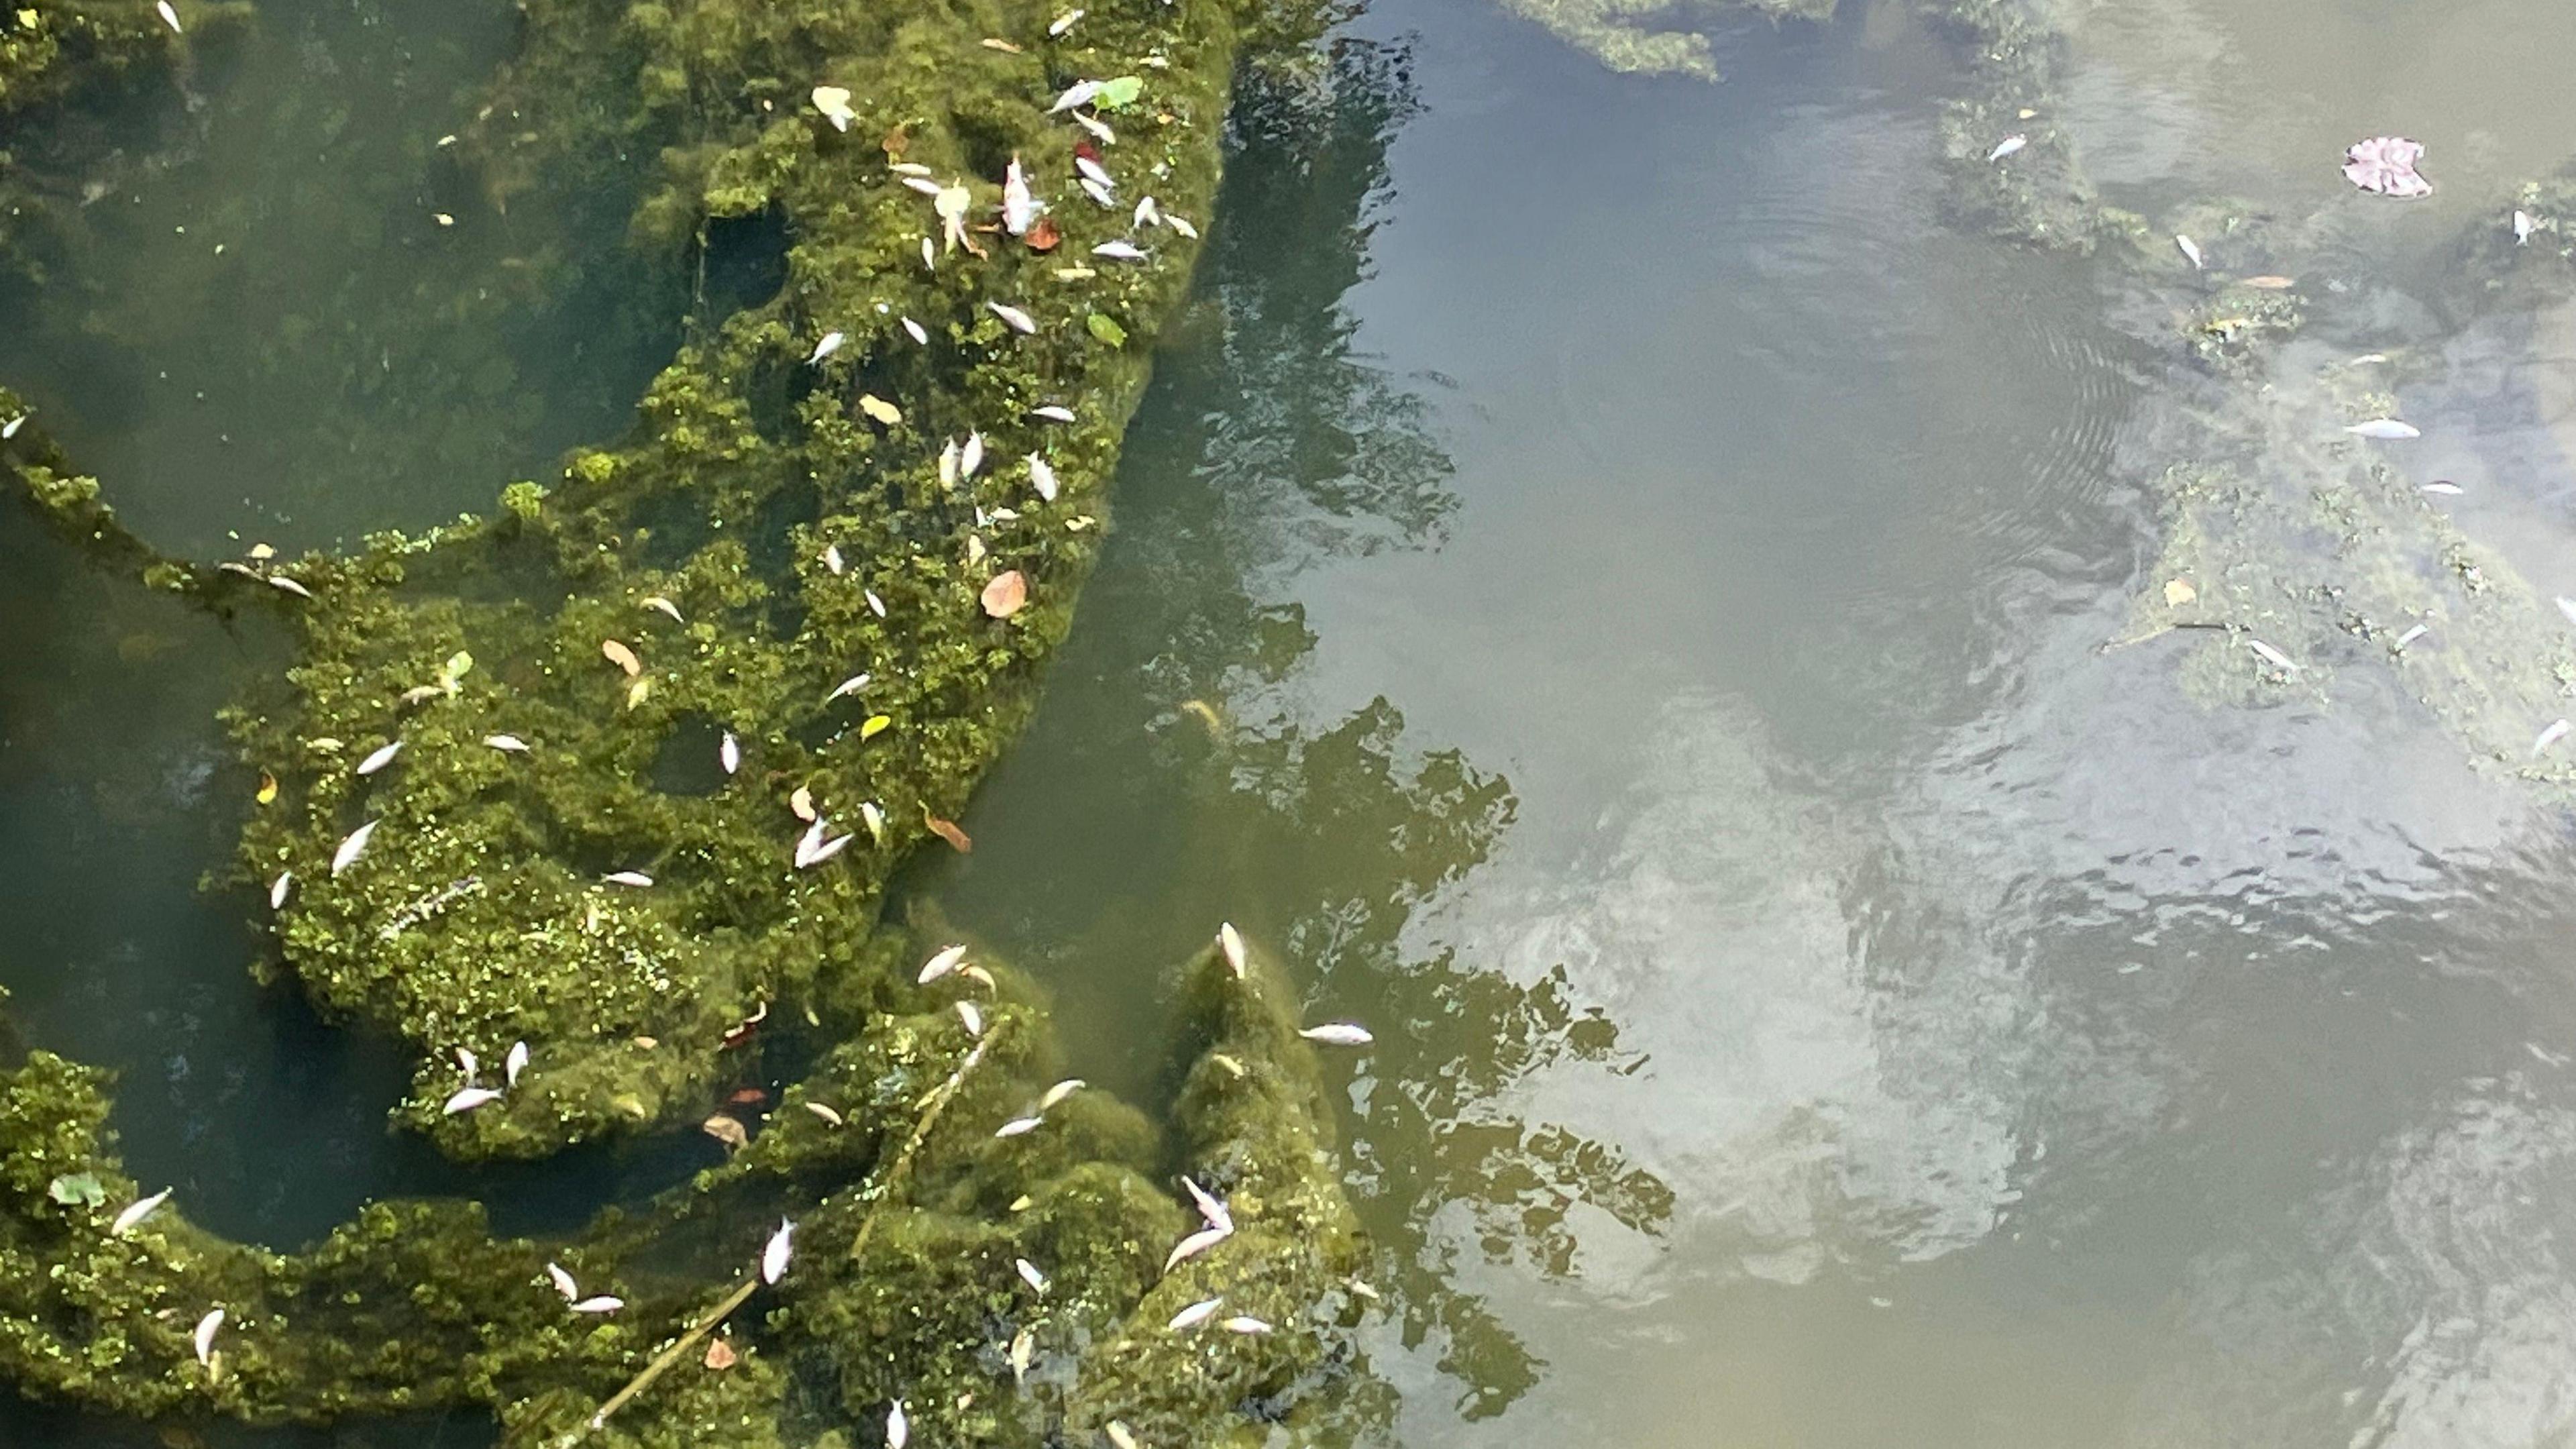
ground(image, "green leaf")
xmin=1085 ymin=313 xmax=1128 ymax=347
xmin=1096 ymin=75 xmax=1143 ymax=109
xmin=48 ymin=1172 xmax=105 ymax=1207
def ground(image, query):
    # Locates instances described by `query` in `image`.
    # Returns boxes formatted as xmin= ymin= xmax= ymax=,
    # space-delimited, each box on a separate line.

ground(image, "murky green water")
xmin=13 ymin=0 xmax=2576 ymax=1442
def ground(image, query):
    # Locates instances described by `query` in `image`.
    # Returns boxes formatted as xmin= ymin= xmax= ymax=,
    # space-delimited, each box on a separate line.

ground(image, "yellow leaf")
xmin=601 ymin=639 xmax=641 ymax=676
xmin=858 ymin=394 xmax=902 ymax=426
xmin=626 ymin=677 xmax=653 ymax=709
xmin=861 ymin=714 xmax=892 ymax=740
xmin=2163 ymin=579 xmax=2197 ymax=607
xmin=256 ymin=771 xmax=278 ymax=805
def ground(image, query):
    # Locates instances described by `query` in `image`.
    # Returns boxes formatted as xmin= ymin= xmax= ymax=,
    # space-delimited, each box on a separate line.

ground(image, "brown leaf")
xmin=980 ymin=36 xmax=1022 ymax=51
xmin=981 ymin=570 xmax=1028 ymax=619
xmin=727 ymin=1087 xmax=767 ymax=1107
xmin=700 ymin=1114 xmax=749 ymax=1151
xmin=924 ymin=809 xmax=973 ymax=853
xmin=1024 ymin=217 xmax=1061 ymax=253
xmin=880 ymin=124 xmax=909 ymax=159
xmin=704 ymin=1338 xmax=739 ymax=1371
xmin=601 ymin=639 xmax=642 ymax=676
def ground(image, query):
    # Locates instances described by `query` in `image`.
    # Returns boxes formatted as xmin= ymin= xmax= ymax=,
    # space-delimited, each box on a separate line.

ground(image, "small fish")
xmin=921 ymin=235 xmax=936 ymax=270
xmin=443 ymin=1086 xmax=502 ymax=1115
xmin=1183 ymin=1177 xmax=1232 ymax=1233
xmin=603 ymin=870 xmax=653 ymax=888
xmin=1079 ymin=176 xmax=1116 ymax=209
xmin=1069 ymin=109 xmax=1116 ymax=146
xmin=1166 ymin=214 xmax=1199 ymax=239
xmin=1049 ymin=7 xmax=1083 ymax=34
xmin=1049 ymin=80 xmax=1102 ymax=113
xmin=1988 ymin=134 xmax=2027 ymax=162
xmin=1092 ymin=239 xmax=1148 ymax=262
xmin=761 ymin=1219 xmax=795 ymax=1284
xmin=1298 ymin=1022 xmax=1373 ymax=1046
xmin=2175 ymin=234 xmax=2203 ymax=270
xmin=193 ymin=1309 xmax=224 ymax=1368
xmin=920 ymin=944 xmax=969 ymax=983
xmin=1222 ymin=1316 xmax=1274 ymax=1335
xmin=901 ymin=175 xmax=944 ymax=197
xmin=902 ymin=317 xmax=928 ymax=345
xmin=720 ymin=731 xmax=741 ymax=775
xmin=808 ymin=331 xmax=846 ymax=365
xmin=269 ymin=575 xmax=314 ymax=600
xmin=2394 ymin=623 xmax=2429 ymax=649
xmin=356 ymin=741 xmax=402 ymax=775
xmin=820 ymin=543 xmax=846 ymax=576
xmin=2536 ymin=718 xmax=2571 ymax=757
xmin=994 ymin=1115 xmax=1043 ymax=1138
xmin=546 ymin=1263 xmax=579 ymax=1300
xmin=1134 ymin=195 xmax=1162 ymax=229
xmin=804 ymin=1101 xmax=845 ymax=1126
xmin=825 ymin=672 xmax=871 ymax=703
xmin=956 ymin=1001 xmax=984 ymax=1038
xmin=269 ymin=870 xmax=293 ymax=909
xmin=2246 ymin=639 xmax=2299 ymax=672
xmin=961 ymin=431 xmax=985 ymax=478
xmin=1218 ymin=922 xmax=1246 ymax=979
xmin=938 ymin=436 xmax=961 ymax=490
xmin=804 ymin=832 xmax=853 ymax=867
xmin=112 ymin=1187 xmax=173 ymax=1235
xmin=457 ymin=1046 xmax=480 ymax=1080
xmin=0 ymin=415 xmax=23 ymax=439
xmin=332 ymin=819 xmax=379 ymax=877
xmin=888 ymin=1401 xmax=910 ymax=1449
xmin=1031 ymin=405 xmax=1076 ymax=423
xmin=793 ymin=819 xmax=828 ymax=867
xmin=1167 ymin=1297 xmax=1223 ymax=1331
xmin=2420 ymin=481 xmax=2464 ymax=496
xmin=888 ymin=163 xmax=934 ymax=178
xmin=642 ymin=595 xmax=684 ymax=622
xmin=811 ymin=85 xmax=855 ymax=131
xmin=1163 ymin=1225 xmax=1229 ymax=1273
xmin=1003 ymin=154 xmax=1040 ymax=236
xmin=1016 ymin=1258 xmax=1049 ymax=1293
xmin=2559 ymin=596 xmax=2576 ymax=628
xmin=1107 ymin=1423 xmax=1140 ymax=1449
xmin=505 ymin=1040 xmax=529 ymax=1087
xmin=860 ymin=801 xmax=886 ymax=841
xmin=1026 ymin=451 xmax=1059 ymax=504
xmin=2516 ymin=209 xmax=2535 ymax=246
xmin=989 ymin=302 xmax=1038 ymax=335
xmin=484 ymin=733 xmax=531 ymax=752
xmin=1038 ymin=1077 xmax=1085 ymax=1110
xmin=1074 ymin=155 xmax=1114 ymax=191
xmin=570 ymin=1296 xmax=623 ymax=1314
xmin=2345 ymin=419 xmax=2421 ymax=440
xmin=156 ymin=0 xmax=180 ymax=32
xmin=1009 ymin=1326 xmax=1036 ymax=1382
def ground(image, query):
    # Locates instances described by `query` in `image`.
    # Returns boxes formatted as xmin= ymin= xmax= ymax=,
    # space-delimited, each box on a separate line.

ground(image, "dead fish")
xmin=1025 ymin=454 xmax=1060 ymax=502
xmin=820 ymin=544 xmax=846 ymax=576
xmin=720 ymin=731 xmax=742 ymax=775
xmin=1988 ymin=134 xmax=2027 ymax=162
xmin=961 ymin=431 xmax=985 ymax=478
xmin=456 ymin=1046 xmax=480 ymax=1080
xmin=804 ymin=832 xmax=853 ymax=867
xmin=804 ymin=1101 xmax=845 ymax=1126
xmin=484 ymin=733 xmax=530 ymax=752
xmin=994 ymin=1115 xmax=1043 ymax=1138
xmin=1134 ymin=195 xmax=1162 ymax=229
xmin=2393 ymin=623 xmax=2429 ymax=649
xmin=1092 ymin=239 xmax=1148 ymax=262
xmin=2175 ymin=234 xmax=2203 ymax=270
xmin=1218 ymin=922 xmax=1246 ymax=979
xmin=1003 ymin=154 xmax=1040 ymax=236
xmin=1009 ymin=1327 xmax=1035 ymax=1383
xmin=807 ymin=331 xmax=846 ymax=365
xmin=1222 ymin=1316 xmax=1274 ymax=1335
xmin=1031 ymin=404 xmax=1076 ymax=423
xmin=865 ymin=590 xmax=888 ymax=619
xmin=1049 ymin=80 xmax=1102 ymax=113
xmin=112 ymin=1187 xmax=173 ymax=1235
xmin=1074 ymin=155 xmax=1114 ymax=191
xmin=642 ymin=594 xmax=684 ymax=622
xmin=603 ymin=870 xmax=653 ymax=888
xmin=1049 ymin=7 xmax=1083 ymax=34
xmin=504 ymin=1040 xmax=529 ymax=1087
xmin=443 ymin=1085 xmax=502 ymax=1115
xmin=761 ymin=1219 xmax=796 ymax=1283
xmin=811 ymin=85 xmax=855 ymax=131
xmin=331 ymin=819 xmax=379 ymax=877
xmin=960 ymin=963 xmax=998 ymax=991
xmin=570 ymin=1296 xmax=623 ymax=1315
xmin=2421 ymin=481 xmax=2464 ymax=496
xmin=901 ymin=175 xmax=944 ymax=197
xmin=2537 ymin=718 xmax=2571 ymax=757
xmin=921 ymin=235 xmax=936 ymax=271
xmin=0 ymin=415 xmax=24 ymax=439
xmin=793 ymin=819 xmax=828 ymax=867
xmin=989 ymin=301 xmax=1038 ymax=334
xmin=1015 ymin=1257 xmax=1049 ymax=1293
xmin=355 ymin=741 xmax=402 ymax=775
xmin=1036 ymin=1078 xmax=1085 ymax=1112
xmin=2246 ymin=639 xmax=2299 ymax=672
xmin=545 ymin=1262 xmax=578 ymax=1299
xmin=2558 ymin=596 xmax=2576 ymax=628
xmin=1167 ymin=1297 xmax=1223 ymax=1331
xmin=193 ymin=1309 xmax=224 ymax=1368
xmin=902 ymin=317 xmax=928 ymax=345
xmin=269 ymin=575 xmax=314 ymax=599
xmin=1298 ymin=1022 xmax=1373 ymax=1046
xmin=1166 ymin=214 xmax=1199 ymax=239
xmin=2344 ymin=419 xmax=2420 ymax=440
xmin=2516 ymin=209 xmax=2536 ymax=246
xmin=919 ymin=944 xmax=969 ymax=983
xmin=157 ymin=0 xmax=180 ymax=32
xmin=1163 ymin=1225 xmax=1229 ymax=1273
xmin=1183 ymin=1177 xmax=1232 ymax=1233
xmin=956 ymin=1001 xmax=984 ymax=1038
xmin=269 ymin=870 xmax=293 ymax=909
xmin=824 ymin=672 xmax=871 ymax=703
xmin=1106 ymin=1423 xmax=1140 ymax=1449
xmin=889 ymin=162 xmax=934 ymax=178
xmin=1079 ymin=176 xmax=1116 ymax=209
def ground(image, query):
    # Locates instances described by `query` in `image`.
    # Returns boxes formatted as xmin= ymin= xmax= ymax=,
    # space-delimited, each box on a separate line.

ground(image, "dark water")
xmin=13 ymin=0 xmax=2576 ymax=1444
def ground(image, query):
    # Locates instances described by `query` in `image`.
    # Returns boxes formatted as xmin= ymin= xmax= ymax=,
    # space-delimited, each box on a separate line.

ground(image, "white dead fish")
xmin=1106 ymin=1422 xmax=1140 ymax=1449
xmin=888 ymin=1401 xmax=910 ymax=1449
xmin=865 ymin=590 xmax=888 ymax=619
xmin=112 ymin=1187 xmax=173 ymax=1235
xmin=919 ymin=944 xmax=969 ymax=983
xmin=1009 ymin=1326 xmax=1036 ymax=1381
xmin=1030 ymin=405 xmax=1076 ymax=423
xmin=761 ymin=1219 xmax=795 ymax=1284
xmin=1049 ymin=80 xmax=1102 ymax=113
xmin=989 ymin=301 xmax=1038 ymax=335
xmin=2345 ymin=419 xmax=2420 ymax=440
xmin=1003 ymin=155 xmax=1040 ymax=236
xmin=2559 ymin=596 xmax=2576 ymax=628
xmin=1015 ymin=1258 xmax=1049 ymax=1293
xmin=1218 ymin=922 xmax=1246 ymax=979
xmin=994 ymin=1115 xmax=1043 ymax=1138
xmin=938 ymin=435 xmax=961 ymax=490
xmin=1163 ymin=1225 xmax=1229 ymax=1273
xmin=822 ymin=544 xmax=845 ymax=576
xmin=956 ymin=1001 xmax=984 ymax=1038
xmin=812 ymin=85 xmax=855 ymax=131
xmin=545 ymin=1262 xmax=579 ymax=1300
xmin=0 ymin=415 xmax=24 ymax=439
xmin=804 ymin=1101 xmax=845 ymax=1126
xmin=1166 ymin=214 xmax=1199 ymax=239
xmin=1079 ymin=176 xmax=1116 ymax=209
xmin=961 ymin=431 xmax=985 ymax=478
xmin=1069 ymin=109 xmax=1115 ymax=146
xmin=1222 ymin=1316 xmax=1274 ymax=1335
xmin=1049 ymin=7 xmax=1083 ymax=34
xmin=890 ymin=162 xmax=934 ymax=178
xmin=2246 ymin=639 xmax=2299 ymax=672
xmin=643 ymin=595 xmax=684 ymax=622
xmin=1167 ymin=1297 xmax=1223 ymax=1331
xmin=902 ymin=317 xmax=928 ymax=345
xmin=2421 ymin=482 xmax=2464 ymax=496
xmin=2516 ymin=209 xmax=2536 ymax=246
xmin=456 ymin=1046 xmax=480 ymax=1080
xmin=269 ymin=870 xmax=293 ymax=910
xmin=1183 ymin=1177 xmax=1232 ymax=1233
xmin=269 ymin=575 xmax=314 ymax=599
xmin=2394 ymin=623 xmax=2429 ymax=649
xmin=156 ymin=0 xmax=180 ymax=32
xmin=484 ymin=733 xmax=531 ymax=752
xmin=193 ymin=1308 xmax=224 ymax=1368
xmin=356 ymin=741 xmax=402 ymax=776
xmin=1016 ymin=454 xmax=1056 ymax=504
xmin=1074 ymin=155 xmax=1114 ymax=191
xmin=331 ymin=819 xmax=379 ymax=877
xmin=805 ymin=832 xmax=853 ymax=867
xmin=922 ymin=235 xmax=936 ymax=270
xmin=570 ymin=1296 xmax=624 ymax=1314
xmin=603 ymin=870 xmax=653 ymax=888
xmin=808 ymin=331 xmax=846 ymax=365
xmin=794 ymin=819 xmax=828 ymax=867
xmin=1134 ymin=195 xmax=1161 ymax=229
xmin=443 ymin=1086 xmax=503 ymax=1115
xmin=900 ymin=175 xmax=944 ymax=197
xmin=505 ymin=1040 xmax=529 ymax=1087
xmin=1988 ymin=134 xmax=2027 ymax=163
xmin=1038 ymin=1077 xmax=1085 ymax=1110
xmin=1092 ymin=239 xmax=1147 ymax=262
xmin=1298 ymin=1022 xmax=1373 ymax=1046
xmin=720 ymin=731 xmax=742 ymax=775
xmin=823 ymin=670 xmax=871 ymax=705
xmin=2175 ymin=234 xmax=2203 ymax=270
xmin=2537 ymin=718 xmax=2571 ymax=757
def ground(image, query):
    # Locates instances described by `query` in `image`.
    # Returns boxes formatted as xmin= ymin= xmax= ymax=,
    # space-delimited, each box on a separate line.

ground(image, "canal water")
xmin=10 ymin=0 xmax=2576 ymax=1444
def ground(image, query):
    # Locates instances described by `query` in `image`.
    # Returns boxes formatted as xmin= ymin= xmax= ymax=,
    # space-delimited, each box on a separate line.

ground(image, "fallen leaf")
xmin=790 ymin=785 xmax=816 ymax=821
xmin=859 ymin=394 xmax=903 ymax=426
xmin=727 ymin=1087 xmax=767 ymax=1107
xmin=704 ymin=1338 xmax=738 ymax=1371
xmin=881 ymin=124 xmax=908 ymax=158
xmin=701 ymin=1115 xmax=749 ymax=1151
xmin=981 ymin=570 xmax=1028 ymax=619
xmin=924 ymin=810 xmax=973 ymax=853
xmin=602 ymin=639 xmax=642 ymax=676
xmin=2164 ymin=579 xmax=2196 ymax=607
xmin=626 ymin=677 xmax=654 ymax=710
xmin=1085 ymin=312 xmax=1128 ymax=347
xmin=2241 ymin=275 xmax=2296 ymax=290
xmin=1026 ymin=217 xmax=1061 ymax=252
xmin=981 ymin=36 xmax=1022 ymax=51
xmin=861 ymin=714 xmax=894 ymax=740
xmin=256 ymin=771 xmax=278 ymax=805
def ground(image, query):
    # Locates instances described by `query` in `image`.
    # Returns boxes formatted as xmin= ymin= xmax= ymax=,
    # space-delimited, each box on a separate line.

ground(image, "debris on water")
xmin=2555 ymin=596 xmax=2576 ymax=628
xmin=859 ymin=394 xmax=902 ymax=425
xmin=811 ymin=86 xmax=855 ymax=132
xmin=2175 ymin=234 xmax=2203 ymax=270
xmin=2163 ymin=579 xmax=2196 ymax=608
xmin=1988 ymin=134 xmax=2027 ymax=162
xmin=2345 ymin=419 xmax=2420 ymax=440
xmin=700 ymin=1114 xmax=748 ymax=1151
xmin=2343 ymin=136 xmax=2430 ymax=198
xmin=703 ymin=1338 xmax=738 ymax=1371
xmin=981 ymin=570 xmax=1028 ymax=618
xmin=2536 ymin=718 xmax=2571 ymax=756
xmin=2246 ymin=639 xmax=2299 ymax=672
xmin=1299 ymin=1022 xmax=1374 ymax=1046
xmin=2394 ymin=623 xmax=2429 ymax=650
xmin=2421 ymin=481 xmax=2464 ymax=496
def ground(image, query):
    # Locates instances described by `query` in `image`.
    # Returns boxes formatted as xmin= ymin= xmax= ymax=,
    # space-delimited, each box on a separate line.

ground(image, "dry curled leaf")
xmin=2164 ymin=579 xmax=2196 ymax=607
xmin=1025 ymin=217 xmax=1061 ymax=253
xmin=700 ymin=1114 xmax=749 ymax=1151
xmin=924 ymin=810 xmax=973 ymax=853
xmin=704 ymin=1338 xmax=739 ymax=1371
xmin=981 ymin=570 xmax=1028 ymax=619
xmin=602 ymin=639 xmax=642 ymax=676
xmin=256 ymin=771 xmax=278 ymax=805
